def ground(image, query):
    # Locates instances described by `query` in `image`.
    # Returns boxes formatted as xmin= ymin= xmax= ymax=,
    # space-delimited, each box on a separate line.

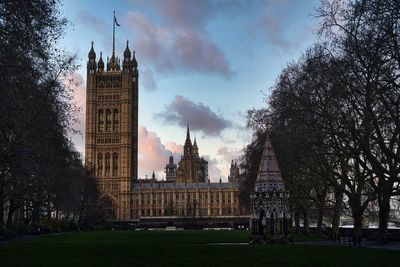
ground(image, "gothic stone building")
xmin=131 ymin=126 xmax=241 ymax=218
xmin=85 ymin=41 xmax=138 ymax=220
xmin=85 ymin=42 xmax=241 ymax=220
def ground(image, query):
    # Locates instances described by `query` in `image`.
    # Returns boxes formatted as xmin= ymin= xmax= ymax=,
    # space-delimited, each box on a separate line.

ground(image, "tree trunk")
xmin=0 ymin=185 xmax=4 ymax=227
xmin=352 ymin=209 xmax=363 ymax=246
xmin=332 ymin=190 xmax=343 ymax=240
xmin=316 ymin=206 xmax=324 ymax=235
xmin=32 ymin=203 xmax=40 ymax=226
xmin=294 ymin=210 xmax=301 ymax=232
xmin=0 ymin=205 xmax=3 ymax=227
xmin=378 ymin=192 xmax=391 ymax=243
xmin=6 ymin=198 xmax=15 ymax=225
xmin=302 ymin=209 xmax=310 ymax=234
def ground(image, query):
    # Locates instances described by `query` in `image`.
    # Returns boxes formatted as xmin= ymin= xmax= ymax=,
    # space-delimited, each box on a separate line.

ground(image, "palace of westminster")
xmin=85 ymin=41 xmax=242 ymax=220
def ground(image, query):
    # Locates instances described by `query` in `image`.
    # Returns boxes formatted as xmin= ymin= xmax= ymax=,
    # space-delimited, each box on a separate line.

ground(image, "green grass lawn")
xmin=0 ymin=230 xmax=397 ymax=266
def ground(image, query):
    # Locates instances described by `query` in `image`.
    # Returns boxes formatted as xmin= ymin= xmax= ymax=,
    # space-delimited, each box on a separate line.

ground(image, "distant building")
xmin=172 ymin=125 xmax=208 ymax=183
xmin=228 ymin=160 xmax=240 ymax=183
xmin=131 ymin=127 xmax=242 ymax=218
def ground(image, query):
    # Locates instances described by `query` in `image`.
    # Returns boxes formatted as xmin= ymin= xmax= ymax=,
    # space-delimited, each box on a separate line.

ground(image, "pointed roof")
xmin=98 ymin=52 xmax=104 ymax=68
xmin=254 ymin=135 xmax=285 ymax=192
xmin=124 ymin=40 xmax=131 ymax=59
xmin=88 ymin=41 xmax=96 ymax=59
xmin=193 ymin=135 xmax=198 ymax=149
xmin=186 ymin=124 xmax=191 ymax=141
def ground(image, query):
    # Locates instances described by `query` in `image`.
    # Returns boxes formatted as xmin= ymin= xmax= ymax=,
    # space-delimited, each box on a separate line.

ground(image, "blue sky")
xmin=61 ymin=0 xmax=321 ymax=180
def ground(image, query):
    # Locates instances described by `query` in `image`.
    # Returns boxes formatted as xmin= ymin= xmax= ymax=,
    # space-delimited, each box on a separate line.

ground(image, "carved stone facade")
xmin=131 ymin=180 xmax=240 ymax=217
xmin=172 ymin=125 xmax=208 ymax=183
xmin=250 ymin=136 xmax=290 ymax=239
xmin=131 ymin=127 xmax=241 ymax=218
xmin=228 ymin=160 xmax=240 ymax=183
xmin=85 ymin=41 xmax=138 ymax=220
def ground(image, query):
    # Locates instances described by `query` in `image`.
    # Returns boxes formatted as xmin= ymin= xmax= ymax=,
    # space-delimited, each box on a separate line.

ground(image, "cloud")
xmin=123 ymin=4 xmax=233 ymax=80
xmin=255 ymin=1 xmax=316 ymax=50
xmin=156 ymin=95 xmax=232 ymax=136
xmin=141 ymin=68 xmax=157 ymax=91
xmin=138 ymin=126 xmax=182 ymax=179
xmin=173 ymin=31 xmax=233 ymax=78
xmin=63 ymin=72 xmax=86 ymax=153
xmin=217 ymin=147 xmax=240 ymax=164
xmin=203 ymin=155 xmax=222 ymax=182
xmin=77 ymin=10 xmax=107 ymax=32
xmin=138 ymin=126 xmax=224 ymax=180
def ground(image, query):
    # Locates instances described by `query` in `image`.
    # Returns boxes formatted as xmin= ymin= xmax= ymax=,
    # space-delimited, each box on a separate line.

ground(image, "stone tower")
xmin=85 ymin=40 xmax=138 ymax=220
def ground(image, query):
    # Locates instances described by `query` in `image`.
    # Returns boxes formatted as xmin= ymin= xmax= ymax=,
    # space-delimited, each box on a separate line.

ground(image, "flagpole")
xmin=113 ymin=10 xmax=115 ymax=59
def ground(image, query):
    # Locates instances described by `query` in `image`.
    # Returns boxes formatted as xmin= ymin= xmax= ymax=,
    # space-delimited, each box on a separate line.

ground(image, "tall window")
xmin=105 ymin=153 xmax=110 ymax=176
xmin=98 ymin=110 xmax=104 ymax=132
xmin=112 ymin=153 xmax=118 ymax=176
xmin=97 ymin=153 xmax=103 ymax=176
xmin=113 ymin=109 xmax=120 ymax=131
xmin=105 ymin=109 xmax=111 ymax=131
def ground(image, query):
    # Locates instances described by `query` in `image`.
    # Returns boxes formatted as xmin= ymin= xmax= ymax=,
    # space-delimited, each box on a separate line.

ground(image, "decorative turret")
xmin=87 ymin=41 xmax=97 ymax=74
xmin=123 ymin=41 xmax=131 ymax=73
xmin=88 ymin=41 xmax=96 ymax=59
xmin=193 ymin=136 xmax=199 ymax=157
xmin=124 ymin=40 xmax=131 ymax=59
xmin=132 ymin=51 xmax=138 ymax=67
xmin=229 ymin=159 xmax=240 ymax=183
xmin=98 ymin=52 xmax=104 ymax=72
xmin=165 ymin=153 xmax=177 ymax=182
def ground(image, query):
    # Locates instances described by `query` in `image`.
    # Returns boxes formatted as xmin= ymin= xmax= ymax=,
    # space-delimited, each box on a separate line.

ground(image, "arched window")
xmin=112 ymin=153 xmax=118 ymax=176
xmin=105 ymin=153 xmax=111 ymax=176
xmin=105 ymin=109 xmax=111 ymax=131
xmin=97 ymin=153 xmax=103 ymax=176
xmin=98 ymin=110 xmax=104 ymax=132
xmin=113 ymin=109 xmax=120 ymax=131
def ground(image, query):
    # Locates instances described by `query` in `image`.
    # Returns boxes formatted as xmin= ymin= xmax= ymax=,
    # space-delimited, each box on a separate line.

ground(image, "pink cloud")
xmin=138 ymin=126 xmax=224 ymax=181
xmin=165 ymin=142 xmax=183 ymax=154
xmin=138 ymin=126 xmax=183 ymax=179
xmin=63 ymin=72 xmax=86 ymax=153
xmin=217 ymin=147 xmax=240 ymax=164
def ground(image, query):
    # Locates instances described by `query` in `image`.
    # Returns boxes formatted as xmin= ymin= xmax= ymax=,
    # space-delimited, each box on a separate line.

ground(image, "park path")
xmin=0 ymin=234 xmax=41 ymax=247
xmin=0 ymin=232 xmax=66 ymax=247
xmin=295 ymin=240 xmax=400 ymax=251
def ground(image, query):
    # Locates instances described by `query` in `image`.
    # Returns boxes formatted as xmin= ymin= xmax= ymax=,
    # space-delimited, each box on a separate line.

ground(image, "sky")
xmin=60 ymin=0 xmax=321 ymax=181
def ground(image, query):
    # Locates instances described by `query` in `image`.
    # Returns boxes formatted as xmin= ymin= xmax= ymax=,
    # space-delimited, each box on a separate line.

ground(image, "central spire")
xmin=186 ymin=124 xmax=190 ymax=141
xmin=184 ymin=124 xmax=192 ymax=156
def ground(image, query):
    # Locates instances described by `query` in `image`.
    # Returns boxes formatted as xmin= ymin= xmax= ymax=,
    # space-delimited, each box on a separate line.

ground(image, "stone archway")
xmin=99 ymin=193 xmax=118 ymax=221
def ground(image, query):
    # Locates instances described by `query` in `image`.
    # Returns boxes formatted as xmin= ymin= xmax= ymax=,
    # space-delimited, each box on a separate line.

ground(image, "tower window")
xmin=97 ymin=153 xmax=103 ymax=176
xmin=106 ymin=109 xmax=111 ymax=131
xmin=113 ymin=153 xmax=118 ymax=176
xmin=113 ymin=109 xmax=120 ymax=131
xmin=98 ymin=110 xmax=104 ymax=132
xmin=105 ymin=153 xmax=111 ymax=176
